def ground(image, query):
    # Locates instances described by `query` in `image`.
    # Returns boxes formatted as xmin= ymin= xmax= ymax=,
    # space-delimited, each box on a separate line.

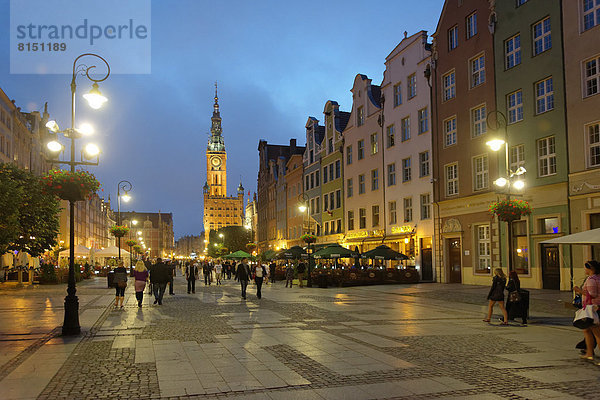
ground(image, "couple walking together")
xmin=235 ymin=258 xmax=267 ymax=300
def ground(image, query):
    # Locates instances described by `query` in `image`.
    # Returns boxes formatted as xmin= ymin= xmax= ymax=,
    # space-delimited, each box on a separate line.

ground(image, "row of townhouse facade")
xmin=257 ymin=0 xmax=600 ymax=290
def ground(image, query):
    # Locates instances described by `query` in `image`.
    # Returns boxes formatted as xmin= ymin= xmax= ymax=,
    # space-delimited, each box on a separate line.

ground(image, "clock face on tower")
xmin=211 ymin=157 xmax=222 ymax=168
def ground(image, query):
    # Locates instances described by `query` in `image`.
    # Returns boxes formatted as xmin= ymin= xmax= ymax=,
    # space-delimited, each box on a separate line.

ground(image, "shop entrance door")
xmin=541 ymin=244 xmax=560 ymax=290
xmin=421 ymin=248 xmax=433 ymax=281
xmin=447 ymin=238 xmax=461 ymax=283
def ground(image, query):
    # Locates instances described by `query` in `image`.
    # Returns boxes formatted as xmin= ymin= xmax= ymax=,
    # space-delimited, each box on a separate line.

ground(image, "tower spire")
xmin=213 ymin=81 xmax=219 ymax=115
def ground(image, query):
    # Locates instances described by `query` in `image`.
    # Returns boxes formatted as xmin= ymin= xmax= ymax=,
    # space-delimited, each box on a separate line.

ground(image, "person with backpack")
xmin=113 ymin=261 xmax=128 ymax=309
xmin=573 ymin=260 xmax=600 ymax=362
xmin=235 ymin=258 xmax=251 ymax=300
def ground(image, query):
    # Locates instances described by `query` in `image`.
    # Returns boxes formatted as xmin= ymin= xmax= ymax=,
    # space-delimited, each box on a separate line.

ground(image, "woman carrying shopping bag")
xmin=573 ymin=260 xmax=600 ymax=363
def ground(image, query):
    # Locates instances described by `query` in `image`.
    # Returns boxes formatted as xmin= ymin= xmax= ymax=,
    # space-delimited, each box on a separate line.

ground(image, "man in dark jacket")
xmin=235 ymin=258 xmax=251 ymax=300
xmin=168 ymin=260 xmax=176 ymax=295
xmin=186 ymin=262 xmax=198 ymax=294
xmin=150 ymin=258 xmax=170 ymax=305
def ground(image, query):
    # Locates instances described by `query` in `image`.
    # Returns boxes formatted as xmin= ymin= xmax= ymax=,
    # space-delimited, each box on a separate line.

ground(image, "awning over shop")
xmin=540 ymin=228 xmax=600 ymax=244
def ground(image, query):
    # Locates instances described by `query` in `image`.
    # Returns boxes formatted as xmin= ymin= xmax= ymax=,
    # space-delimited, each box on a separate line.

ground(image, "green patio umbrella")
xmin=313 ymin=244 xmax=357 ymax=259
xmin=223 ymin=250 xmax=252 ymax=260
xmin=278 ymin=245 xmax=307 ymax=260
xmin=361 ymin=245 xmax=409 ymax=260
xmin=260 ymin=249 xmax=277 ymax=261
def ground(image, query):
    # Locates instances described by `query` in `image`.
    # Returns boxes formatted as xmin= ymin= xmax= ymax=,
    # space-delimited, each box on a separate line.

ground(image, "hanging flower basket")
xmin=125 ymin=240 xmax=137 ymax=247
xmin=42 ymin=169 xmax=100 ymax=202
xmin=301 ymin=234 xmax=317 ymax=244
xmin=246 ymin=243 xmax=257 ymax=251
xmin=110 ymin=225 xmax=130 ymax=238
xmin=489 ymin=199 xmax=532 ymax=223
xmin=132 ymin=245 xmax=142 ymax=254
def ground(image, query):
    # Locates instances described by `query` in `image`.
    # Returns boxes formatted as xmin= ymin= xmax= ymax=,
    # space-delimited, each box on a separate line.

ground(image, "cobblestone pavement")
xmin=0 ymin=276 xmax=597 ymax=399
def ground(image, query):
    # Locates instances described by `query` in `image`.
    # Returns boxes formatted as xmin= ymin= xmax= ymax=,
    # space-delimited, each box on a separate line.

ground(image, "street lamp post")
xmin=129 ymin=219 xmax=138 ymax=269
xmin=486 ymin=110 xmax=526 ymax=273
xmin=45 ymin=53 xmax=110 ymax=336
xmin=117 ymin=180 xmax=132 ymax=262
xmin=298 ymin=193 xmax=313 ymax=287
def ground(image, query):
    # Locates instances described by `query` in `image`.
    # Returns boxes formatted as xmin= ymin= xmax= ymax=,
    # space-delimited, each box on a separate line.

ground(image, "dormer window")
xmin=357 ymin=106 xmax=364 ymax=126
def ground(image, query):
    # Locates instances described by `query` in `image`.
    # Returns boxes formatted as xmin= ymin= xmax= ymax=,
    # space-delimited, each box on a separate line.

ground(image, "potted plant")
xmin=489 ymin=199 xmax=532 ymax=222
xmin=42 ymin=169 xmax=100 ymax=202
xmin=246 ymin=242 xmax=257 ymax=252
xmin=301 ymin=234 xmax=317 ymax=244
xmin=125 ymin=240 xmax=137 ymax=247
xmin=110 ymin=225 xmax=130 ymax=238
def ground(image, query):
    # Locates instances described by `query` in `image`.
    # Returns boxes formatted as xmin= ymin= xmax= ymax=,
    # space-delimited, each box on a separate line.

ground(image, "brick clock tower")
xmin=203 ymin=83 xmax=244 ymax=244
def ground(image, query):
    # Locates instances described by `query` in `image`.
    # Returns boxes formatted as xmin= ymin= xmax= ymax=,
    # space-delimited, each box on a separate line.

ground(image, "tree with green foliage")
xmin=0 ymin=163 xmax=61 ymax=257
xmin=206 ymin=226 xmax=251 ymax=257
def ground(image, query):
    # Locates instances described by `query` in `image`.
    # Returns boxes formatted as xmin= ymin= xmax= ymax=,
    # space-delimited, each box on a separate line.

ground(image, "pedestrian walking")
xmin=215 ymin=260 xmax=223 ymax=285
xmin=296 ymin=262 xmax=306 ymax=288
xmin=151 ymin=258 xmax=169 ymax=305
xmin=133 ymin=260 xmax=149 ymax=307
xmin=186 ymin=262 xmax=198 ymax=293
xmin=269 ymin=262 xmax=276 ymax=284
xmin=573 ymin=260 xmax=600 ymax=363
xmin=226 ymin=262 xmax=232 ymax=279
xmin=483 ymin=268 xmax=509 ymax=324
xmin=253 ymin=263 xmax=267 ymax=299
xmin=203 ymin=262 xmax=211 ymax=285
xmin=235 ymin=258 xmax=251 ymax=300
xmin=113 ymin=261 xmax=128 ymax=309
xmin=505 ymin=271 xmax=528 ymax=325
xmin=168 ymin=260 xmax=176 ymax=295
xmin=285 ymin=263 xmax=294 ymax=288
xmin=144 ymin=257 xmax=153 ymax=294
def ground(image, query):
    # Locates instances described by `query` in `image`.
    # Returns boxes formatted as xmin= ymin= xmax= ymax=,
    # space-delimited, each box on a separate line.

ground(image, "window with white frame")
xmin=473 ymin=154 xmax=489 ymax=191
xmin=475 ymin=224 xmax=491 ymax=274
xmin=420 ymin=193 xmax=431 ymax=220
xmin=419 ymin=151 xmax=430 ymax=177
xmin=402 ymin=158 xmax=412 ymax=182
xmin=510 ymin=144 xmax=525 ymax=171
xmin=418 ymin=107 xmax=428 ymax=134
xmin=536 ymin=77 xmax=554 ymax=114
xmin=323 ymin=166 xmax=328 ymax=184
xmin=386 ymin=125 xmax=395 ymax=148
xmin=371 ymin=168 xmax=379 ymax=190
xmin=358 ymin=174 xmax=365 ymax=194
xmin=584 ymin=56 xmax=599 ymax=97
xmin=471 ymin=105 xmax=486 ymax=137
xmin=446 ymin=163 xmax=459 ymax=196
xmin=347 ymin=178 xmax=353 ymax=197
xmin=358 ymin=139 xmax=364 ymax=160
xmin=388 ymin=201 xmax=397 ymax=225
xmin=359 ymin=208 xmax=366 ymax=229
xmin=336 ymin=189 xmax=341 ymax=209
xmin=583 ymin=0 xmax=600 ymax=31
xmin=448 ymin=25 xmax=458 ymax=50
xmin=388 ymin=163 xmax=396 ymax=186
xmin=330 ymin=190 xmax=335 ymax=210
xmin=444 ymin=116 xmax=457 ymax=146
xmin=408 ymin=74 xmax=417 ymax=99
xmin=347 ymin=210 xmax=355 ymax=230
xmin=443 ymin=71 xmax=456 ymax=101
xmin=315 ymin=170 xmax=320 ymax=186
xmin=329 ymin=164 xmax=334 ymax=181
xmin=505 ymin=34 xmax=521 ymax=69
xmin=507 ymin=90 xmax=524 ymax=124
xmin=372 ymin=205 xmax=380 ymax=227
xmin=346 ymin=145 xmax=353 ymax=165
xmin=323 ymin=193 xmax=329 ymax=211
xmin=538 ymin=136 xmax=556 ymax=176
xmin=533 ymin=17 xmax=551 ymax=55
xmin=370 ymin=133 xmax=378 ymax=154
xmin=470 ymin=54 xmax=485 ymax=87
xmin=588 ymin=122 xmax=600 ymax=167
xmin=466 ymin=12 xmax=477 ymax=38
xmin=401 ymin=116 xmax=410 ymax=141
xmin=335 ymin=160 xmax=341 ymax=179
xmin=357 ymin=106 xmax=364 ymax=126
xmin=403 ymin=197 xmax=413 ymax=222
xmin=393 ymin=83 xmax=402 ymax=107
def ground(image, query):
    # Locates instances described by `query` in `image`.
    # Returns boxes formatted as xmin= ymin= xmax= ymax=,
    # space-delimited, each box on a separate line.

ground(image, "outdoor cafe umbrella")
xmin=260 ymin=249 xmax=277 ymax=261
xmin=313 ymin=244 xmax=357 ymax=259
xmin=223 ymin=250 xmax=252 ymax=260
xmin=59 ymin=244 xmax=91 ymax=258
xmin=278 ymin=245 xmax=307 ymax=260
xmin=94 ymin=246 xmax=130 ymax=258
xmin=361 ymin=245 xmax=409 ymax=260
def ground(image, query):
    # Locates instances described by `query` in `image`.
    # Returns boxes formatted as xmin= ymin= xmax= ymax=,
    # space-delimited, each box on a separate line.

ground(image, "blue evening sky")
xmin=0 ymin=0 xmax=444 ymax=238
